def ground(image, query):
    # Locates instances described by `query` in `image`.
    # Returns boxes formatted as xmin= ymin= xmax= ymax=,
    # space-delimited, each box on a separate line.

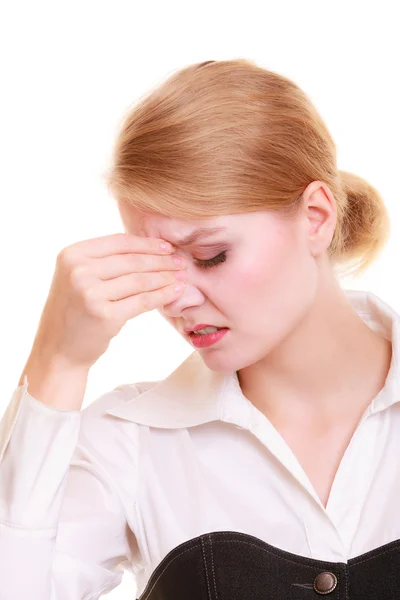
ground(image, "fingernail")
xmin=160 ymin=242 xmax=173 ymax=252
xmin=173 ymin=255 xmax=185 ymax=265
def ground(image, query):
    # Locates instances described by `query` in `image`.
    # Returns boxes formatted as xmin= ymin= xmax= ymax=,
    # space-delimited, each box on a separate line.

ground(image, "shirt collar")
xmin=105 ymin=289 xmax=400 ymax=428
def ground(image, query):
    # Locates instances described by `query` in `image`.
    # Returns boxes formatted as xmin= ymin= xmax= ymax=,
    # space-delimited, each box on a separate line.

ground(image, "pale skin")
xmin=117 ymin=180 xmax=392 ymax=508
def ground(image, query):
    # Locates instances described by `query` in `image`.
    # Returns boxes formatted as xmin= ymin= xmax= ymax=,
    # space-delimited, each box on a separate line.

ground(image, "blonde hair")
xmin=104 ymin=59 xmax=390 ymax=278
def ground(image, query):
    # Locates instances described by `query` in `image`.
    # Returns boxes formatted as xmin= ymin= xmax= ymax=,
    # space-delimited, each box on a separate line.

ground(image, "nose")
xmin=160 ymin=280 xmax=205 ymax=318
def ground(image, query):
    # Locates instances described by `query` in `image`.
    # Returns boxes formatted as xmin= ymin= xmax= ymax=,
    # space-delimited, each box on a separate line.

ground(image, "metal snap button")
xmin=313 ymin=571 xmax=337 ymax=594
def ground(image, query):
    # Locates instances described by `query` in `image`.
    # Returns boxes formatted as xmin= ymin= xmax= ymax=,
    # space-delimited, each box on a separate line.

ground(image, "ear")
xmin=302 ymin=181 xmax=337 ymax=257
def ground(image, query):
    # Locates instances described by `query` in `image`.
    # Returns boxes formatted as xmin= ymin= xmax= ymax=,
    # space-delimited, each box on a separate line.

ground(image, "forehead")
xmin=118 ymin=203 xmax=235 ymax=241
xmin=117 ymin=203 xmax=292 ymax=247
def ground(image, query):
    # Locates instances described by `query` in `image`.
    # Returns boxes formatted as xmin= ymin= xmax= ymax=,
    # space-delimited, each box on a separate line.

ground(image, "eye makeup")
xmin=195 ymin=251 xmax=227 ymax=269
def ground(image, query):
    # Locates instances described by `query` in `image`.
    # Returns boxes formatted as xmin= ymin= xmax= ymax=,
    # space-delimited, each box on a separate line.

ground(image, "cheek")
xmin=234 ymin=230 xmax=312 ymax=316
xmin=236 ymin=235 xmax=292 ymax=293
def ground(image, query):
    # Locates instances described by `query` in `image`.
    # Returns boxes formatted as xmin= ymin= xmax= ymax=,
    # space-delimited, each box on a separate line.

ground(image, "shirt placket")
xmin=323 ymin=409 xmax=382 ymax=554
xmin=247 ymin=404 xmax=349 ymax=561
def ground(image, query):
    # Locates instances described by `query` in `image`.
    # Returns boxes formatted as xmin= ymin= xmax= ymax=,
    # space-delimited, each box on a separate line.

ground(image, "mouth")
xmin=186 ymin=327 xmax=230 ymax=348
xmin=184 ymin=325 xmax=227 ymax=334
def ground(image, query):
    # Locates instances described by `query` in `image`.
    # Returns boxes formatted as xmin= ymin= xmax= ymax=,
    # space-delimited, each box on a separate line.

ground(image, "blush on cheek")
xmin=226 ymin=267 xmax=265 ymax=313
xmin=245 ymin=251 xmax=283 ymax=287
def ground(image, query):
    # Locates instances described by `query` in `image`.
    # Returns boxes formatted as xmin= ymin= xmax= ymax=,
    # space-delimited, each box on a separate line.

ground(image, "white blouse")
xmin=1 ymin=288 xmax=399 ymax=599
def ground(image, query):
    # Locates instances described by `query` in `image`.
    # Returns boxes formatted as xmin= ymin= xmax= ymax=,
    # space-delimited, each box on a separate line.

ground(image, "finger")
xmin=101 ymin=270 xmax=186 ymax=301
xmin=108 ymin=281 xmax=186 ymax=319
xmin=66 ymin=233 xmax=174 ymax=260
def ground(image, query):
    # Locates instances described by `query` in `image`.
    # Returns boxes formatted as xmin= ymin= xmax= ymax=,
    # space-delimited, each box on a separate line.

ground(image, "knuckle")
xmin=81 ymin=286 xmax=99 ymax=311
xmin=141 ymin=293 xmax=153 ymax=312
xmin=132 ymin=253 xmax=146 ymax=270
xmin=57 ymin=247 xmax=76 ymax=268
xmin=98 ymin=303 xmax=110 ymax=320
xmin=164 ymin=283 xmax=175 ymax=297
xmin=120 ymin=232 xmax=136 ymax=252
xmin=166 ymin=273 xmax=177 ymax=286
xmin=69 ymin=264 xmax=89 ymax=288
xmin=156 ymin=273 xmax=171 ymax=289
xmin=146 ymin=272 xmax=162 ymax=290
xmin=134 ymin=273 xmax=146 ymax=294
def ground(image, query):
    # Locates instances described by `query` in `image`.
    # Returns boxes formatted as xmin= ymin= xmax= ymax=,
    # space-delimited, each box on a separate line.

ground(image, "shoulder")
xmin=68 ymin=381 xmax=160 ymax=497
xmin=81 ymin=380 xmax=159 ymax=418
xmin=78 ymin=380 xmax=160 ymax=451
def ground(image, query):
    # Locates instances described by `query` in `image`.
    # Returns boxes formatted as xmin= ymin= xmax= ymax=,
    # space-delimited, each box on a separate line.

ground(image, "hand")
xmin=30 ymin=233 xmax=187 ymax=370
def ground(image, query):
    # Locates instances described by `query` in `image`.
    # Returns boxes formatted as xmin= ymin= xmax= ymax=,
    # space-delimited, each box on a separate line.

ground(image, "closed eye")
xmin=195 ymin=251 xmax=227 ymax=269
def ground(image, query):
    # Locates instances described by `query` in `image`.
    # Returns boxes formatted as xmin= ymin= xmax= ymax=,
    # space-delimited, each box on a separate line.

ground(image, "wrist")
xmin=18 ymin=351 xmax=90 ymax=410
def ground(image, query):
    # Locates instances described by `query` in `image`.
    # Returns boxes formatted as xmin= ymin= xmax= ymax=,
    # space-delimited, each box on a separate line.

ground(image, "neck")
xmin=237 ymin=279 xmax=393 ymax=426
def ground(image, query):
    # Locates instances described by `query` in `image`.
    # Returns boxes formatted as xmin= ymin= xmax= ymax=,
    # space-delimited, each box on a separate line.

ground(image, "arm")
xmin=0 ymin=376 xmax=141 ymax=599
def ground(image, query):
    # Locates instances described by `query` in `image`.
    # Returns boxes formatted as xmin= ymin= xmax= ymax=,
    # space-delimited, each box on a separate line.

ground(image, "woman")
xmin=0 ymin=59 xmax=398 ymax=599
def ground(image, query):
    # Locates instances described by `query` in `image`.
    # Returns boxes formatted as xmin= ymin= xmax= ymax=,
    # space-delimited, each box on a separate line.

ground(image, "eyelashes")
xmin=195 ymin=251 xmax=227 ymax=269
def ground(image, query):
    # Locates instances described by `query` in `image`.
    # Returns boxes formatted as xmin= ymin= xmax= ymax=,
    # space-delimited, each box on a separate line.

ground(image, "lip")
xmin=183 ymin=323 xmax=225 ymax=334
xmin=188 ymin=327 xmax=229 ymax=348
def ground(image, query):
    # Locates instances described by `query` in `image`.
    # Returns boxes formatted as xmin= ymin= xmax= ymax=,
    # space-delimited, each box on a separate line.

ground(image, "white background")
xmin=1 ymin=1 xmax=399 ymax=597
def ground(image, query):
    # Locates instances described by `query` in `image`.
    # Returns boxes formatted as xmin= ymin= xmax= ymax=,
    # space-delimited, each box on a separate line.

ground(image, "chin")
xmin=198 ymin=346 xmax=253 ymax=374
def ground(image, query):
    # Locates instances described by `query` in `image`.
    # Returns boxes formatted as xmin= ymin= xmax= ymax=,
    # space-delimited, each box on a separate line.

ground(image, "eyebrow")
xmin=173 ymin=227 xmax=227 ymax=247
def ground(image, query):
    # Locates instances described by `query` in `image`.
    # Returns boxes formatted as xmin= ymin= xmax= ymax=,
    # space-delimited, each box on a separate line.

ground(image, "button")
xmin=313 ymin=571 xmax=337 ymax=594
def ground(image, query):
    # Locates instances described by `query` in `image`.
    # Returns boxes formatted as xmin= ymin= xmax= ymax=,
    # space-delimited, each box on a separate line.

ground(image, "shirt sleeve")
xmin=0 ymin=376 xmax=142 ymax=600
